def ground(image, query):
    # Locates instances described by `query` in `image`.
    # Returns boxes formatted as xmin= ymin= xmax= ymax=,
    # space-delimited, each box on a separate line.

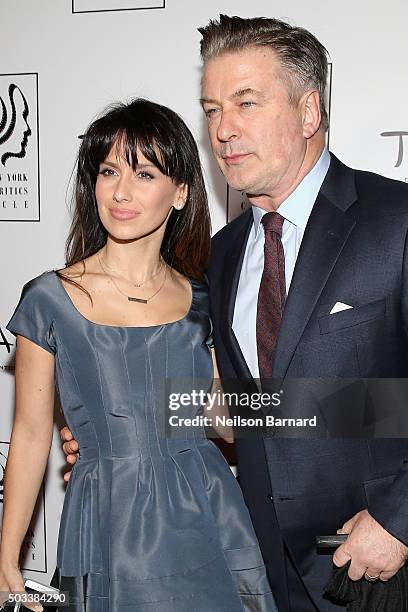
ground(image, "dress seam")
xmin=145 ymin=331 xmax=164 ymax=460
xmin=120 ymin=332 xmax=142 ymax=461
xmin=93 ymin=342 xmax=113 ymax=588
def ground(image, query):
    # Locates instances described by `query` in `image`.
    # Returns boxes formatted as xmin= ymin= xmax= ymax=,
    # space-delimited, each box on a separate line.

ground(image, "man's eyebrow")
xmin=199 ymin=97 xmax=218 ymax=106
xmin=231 ymin=87 xmax=262 ymax=99
xmin=199 ymin=88 xmax=263 ymax=106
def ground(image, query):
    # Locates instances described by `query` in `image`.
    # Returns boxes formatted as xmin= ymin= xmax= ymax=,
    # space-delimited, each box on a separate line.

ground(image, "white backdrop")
xmin=1 ymin=0 xmax=407 ymax=584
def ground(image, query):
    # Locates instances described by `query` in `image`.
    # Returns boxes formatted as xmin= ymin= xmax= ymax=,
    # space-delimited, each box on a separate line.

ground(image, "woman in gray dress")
xmin=0 ymin=99 xmax=277 ymax=611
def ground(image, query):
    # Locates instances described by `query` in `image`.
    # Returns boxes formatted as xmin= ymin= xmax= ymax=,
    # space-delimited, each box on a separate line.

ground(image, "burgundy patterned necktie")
xmin=256 ymin=212 xmax=286 ymax=379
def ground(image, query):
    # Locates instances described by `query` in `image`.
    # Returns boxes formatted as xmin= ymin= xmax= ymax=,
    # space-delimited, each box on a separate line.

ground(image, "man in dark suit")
xmin=197 ymin=14 xmax=408 ymax=612
xmin=61 ymin=15 xmax=408 ymax=611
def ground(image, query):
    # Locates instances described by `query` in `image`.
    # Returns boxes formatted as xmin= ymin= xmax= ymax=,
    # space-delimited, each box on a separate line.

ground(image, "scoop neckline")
xmin=52 ymin=270 xmax=195 ymax=330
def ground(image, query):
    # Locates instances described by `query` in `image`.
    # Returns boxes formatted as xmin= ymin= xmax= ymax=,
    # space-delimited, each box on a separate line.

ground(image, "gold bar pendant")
xmin=128 ymin=297 xmax=148 ymax=304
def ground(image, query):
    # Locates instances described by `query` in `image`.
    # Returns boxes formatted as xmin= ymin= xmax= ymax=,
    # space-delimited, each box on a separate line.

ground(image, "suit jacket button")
xmin=267 ymin=494 xmax=274 ymax=501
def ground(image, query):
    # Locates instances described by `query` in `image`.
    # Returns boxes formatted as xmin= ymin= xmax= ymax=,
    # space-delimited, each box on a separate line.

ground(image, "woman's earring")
xmin=174 ymin=202 xmax=184 ymax=210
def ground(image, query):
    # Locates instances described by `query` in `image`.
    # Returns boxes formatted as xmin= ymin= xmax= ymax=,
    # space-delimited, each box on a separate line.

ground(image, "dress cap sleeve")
xmin=6 ymin=273 xmax=56 ymax=355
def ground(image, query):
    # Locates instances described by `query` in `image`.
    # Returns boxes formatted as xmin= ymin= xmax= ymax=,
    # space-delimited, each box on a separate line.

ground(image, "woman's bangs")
xmin=115 ymin=129 xmax=167 ymax=176
xmin=83 ymin=106 xmax=178 ymax=180
xmin=84 ymin=124 xmax=122 ymax=175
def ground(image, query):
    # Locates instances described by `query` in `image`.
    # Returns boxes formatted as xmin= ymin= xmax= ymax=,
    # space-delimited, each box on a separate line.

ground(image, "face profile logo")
xmin=0 ymin=73 xmax=40 ymax=222
xmin=0 ymin=83 xmax=32 ymax=167
xmin=72 ymin=0 xmax=165 ymax=13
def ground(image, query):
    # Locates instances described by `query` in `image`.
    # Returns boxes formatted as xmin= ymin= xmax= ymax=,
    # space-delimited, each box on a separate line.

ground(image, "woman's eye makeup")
xmin=137 ymin=171 xmax=154 ymax=180
xmin=97 ymin=165 xmax=157 ymax=179
xmin=99 ymin=166 xmax=116 ymax=176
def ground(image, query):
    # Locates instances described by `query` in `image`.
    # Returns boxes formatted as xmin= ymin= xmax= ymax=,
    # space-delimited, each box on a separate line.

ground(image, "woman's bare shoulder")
xmin=57 ymin=254 xmax=102 ymax=298
xmin=59 ymin=253 xmax=100 ymax=280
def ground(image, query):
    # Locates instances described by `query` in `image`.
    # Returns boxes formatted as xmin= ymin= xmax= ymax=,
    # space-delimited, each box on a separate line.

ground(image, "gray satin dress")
xmin=7 ymin=271 xmax=277 ymax=612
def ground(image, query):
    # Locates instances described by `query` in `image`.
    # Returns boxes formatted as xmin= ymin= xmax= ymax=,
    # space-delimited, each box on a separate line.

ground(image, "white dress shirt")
xmin=232 ymin=148 xmax=331 ymax=378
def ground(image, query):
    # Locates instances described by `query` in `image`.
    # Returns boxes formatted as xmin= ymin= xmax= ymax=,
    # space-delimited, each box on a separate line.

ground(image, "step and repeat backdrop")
xmin=1 ymin=0 xmax=407 ymax=584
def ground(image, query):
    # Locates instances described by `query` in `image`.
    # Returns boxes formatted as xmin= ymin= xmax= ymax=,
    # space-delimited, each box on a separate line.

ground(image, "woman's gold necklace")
xmin=98 ymin=252 xmax=167 ymax=304
xmin=99 ymin=252 xmax=165 ymax=287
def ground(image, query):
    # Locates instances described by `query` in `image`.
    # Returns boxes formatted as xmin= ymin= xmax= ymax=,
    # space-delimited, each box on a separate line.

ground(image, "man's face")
xmin=201 ymin=47 xmax=310 ymax=201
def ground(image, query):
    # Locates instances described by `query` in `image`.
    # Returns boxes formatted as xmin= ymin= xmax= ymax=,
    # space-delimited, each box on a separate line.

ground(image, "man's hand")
xmin=60 ymin=426 xmax=79 ymax=482
xmin=333 ymin=509 xmax=408 ymax=581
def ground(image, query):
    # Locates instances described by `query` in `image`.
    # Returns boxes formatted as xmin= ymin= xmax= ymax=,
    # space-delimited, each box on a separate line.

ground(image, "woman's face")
xmin=95 ymin=144 xmax=186 ymax=242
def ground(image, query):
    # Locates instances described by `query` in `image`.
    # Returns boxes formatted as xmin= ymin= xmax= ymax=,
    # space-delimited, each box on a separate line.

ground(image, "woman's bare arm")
xmin=0 ymin=336 xmax=54 ymax=574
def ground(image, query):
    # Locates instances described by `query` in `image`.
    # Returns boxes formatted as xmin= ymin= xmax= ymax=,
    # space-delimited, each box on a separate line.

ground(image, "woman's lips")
xmin=109 ymin=208 xmax=140 ymax=221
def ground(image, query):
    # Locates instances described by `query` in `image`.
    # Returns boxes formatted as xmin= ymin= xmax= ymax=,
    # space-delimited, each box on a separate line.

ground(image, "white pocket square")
xmin=330 ymin=302 xmax=354 ymax=315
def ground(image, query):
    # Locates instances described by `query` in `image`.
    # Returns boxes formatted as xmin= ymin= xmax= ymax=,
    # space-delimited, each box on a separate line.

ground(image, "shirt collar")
xmin=252 ymin=148 xmax=331 ymax=237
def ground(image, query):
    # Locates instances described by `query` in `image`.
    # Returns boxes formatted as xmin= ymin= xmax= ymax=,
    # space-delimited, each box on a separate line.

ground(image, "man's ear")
xmin=301 ymin=89 xmax=322 ymax=139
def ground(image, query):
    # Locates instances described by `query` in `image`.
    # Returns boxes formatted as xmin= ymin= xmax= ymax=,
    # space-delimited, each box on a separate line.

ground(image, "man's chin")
xmin=223 ymin=173 xmax=264 ymax=198
xmin=222 ymin=174 xmax=249 ymax=193
xmin=228 ymin=184 xmax=247 ymax=193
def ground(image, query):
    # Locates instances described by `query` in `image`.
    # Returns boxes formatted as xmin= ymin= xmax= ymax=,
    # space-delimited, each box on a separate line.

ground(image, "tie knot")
xmin=261 ymin=212 xmax=284 ymax=236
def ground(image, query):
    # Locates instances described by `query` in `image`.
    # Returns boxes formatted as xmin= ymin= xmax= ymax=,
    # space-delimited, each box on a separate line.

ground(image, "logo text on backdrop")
xmin=0 ymin=73 xmax=40 ymax=221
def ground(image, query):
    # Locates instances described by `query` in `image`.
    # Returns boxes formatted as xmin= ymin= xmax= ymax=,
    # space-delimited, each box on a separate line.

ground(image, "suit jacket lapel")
xmin=219 ymin=209 xmax=255 ymax=383
xmin=273 ymin=155 xmax=357 ymax=378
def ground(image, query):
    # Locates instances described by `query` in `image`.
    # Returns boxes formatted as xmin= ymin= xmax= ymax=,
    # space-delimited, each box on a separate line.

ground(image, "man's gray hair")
xmin=198 ymin=15 xmax=330 ymax=131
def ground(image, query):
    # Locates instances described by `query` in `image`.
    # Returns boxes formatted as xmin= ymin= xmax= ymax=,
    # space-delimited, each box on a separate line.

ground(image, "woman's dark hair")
xmin=59 ymin=98 xmax=211 ymax=285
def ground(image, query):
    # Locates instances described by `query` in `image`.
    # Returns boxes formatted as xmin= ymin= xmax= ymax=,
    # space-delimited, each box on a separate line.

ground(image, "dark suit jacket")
xmin=207 ymin=153 xmax=408 ymax=608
